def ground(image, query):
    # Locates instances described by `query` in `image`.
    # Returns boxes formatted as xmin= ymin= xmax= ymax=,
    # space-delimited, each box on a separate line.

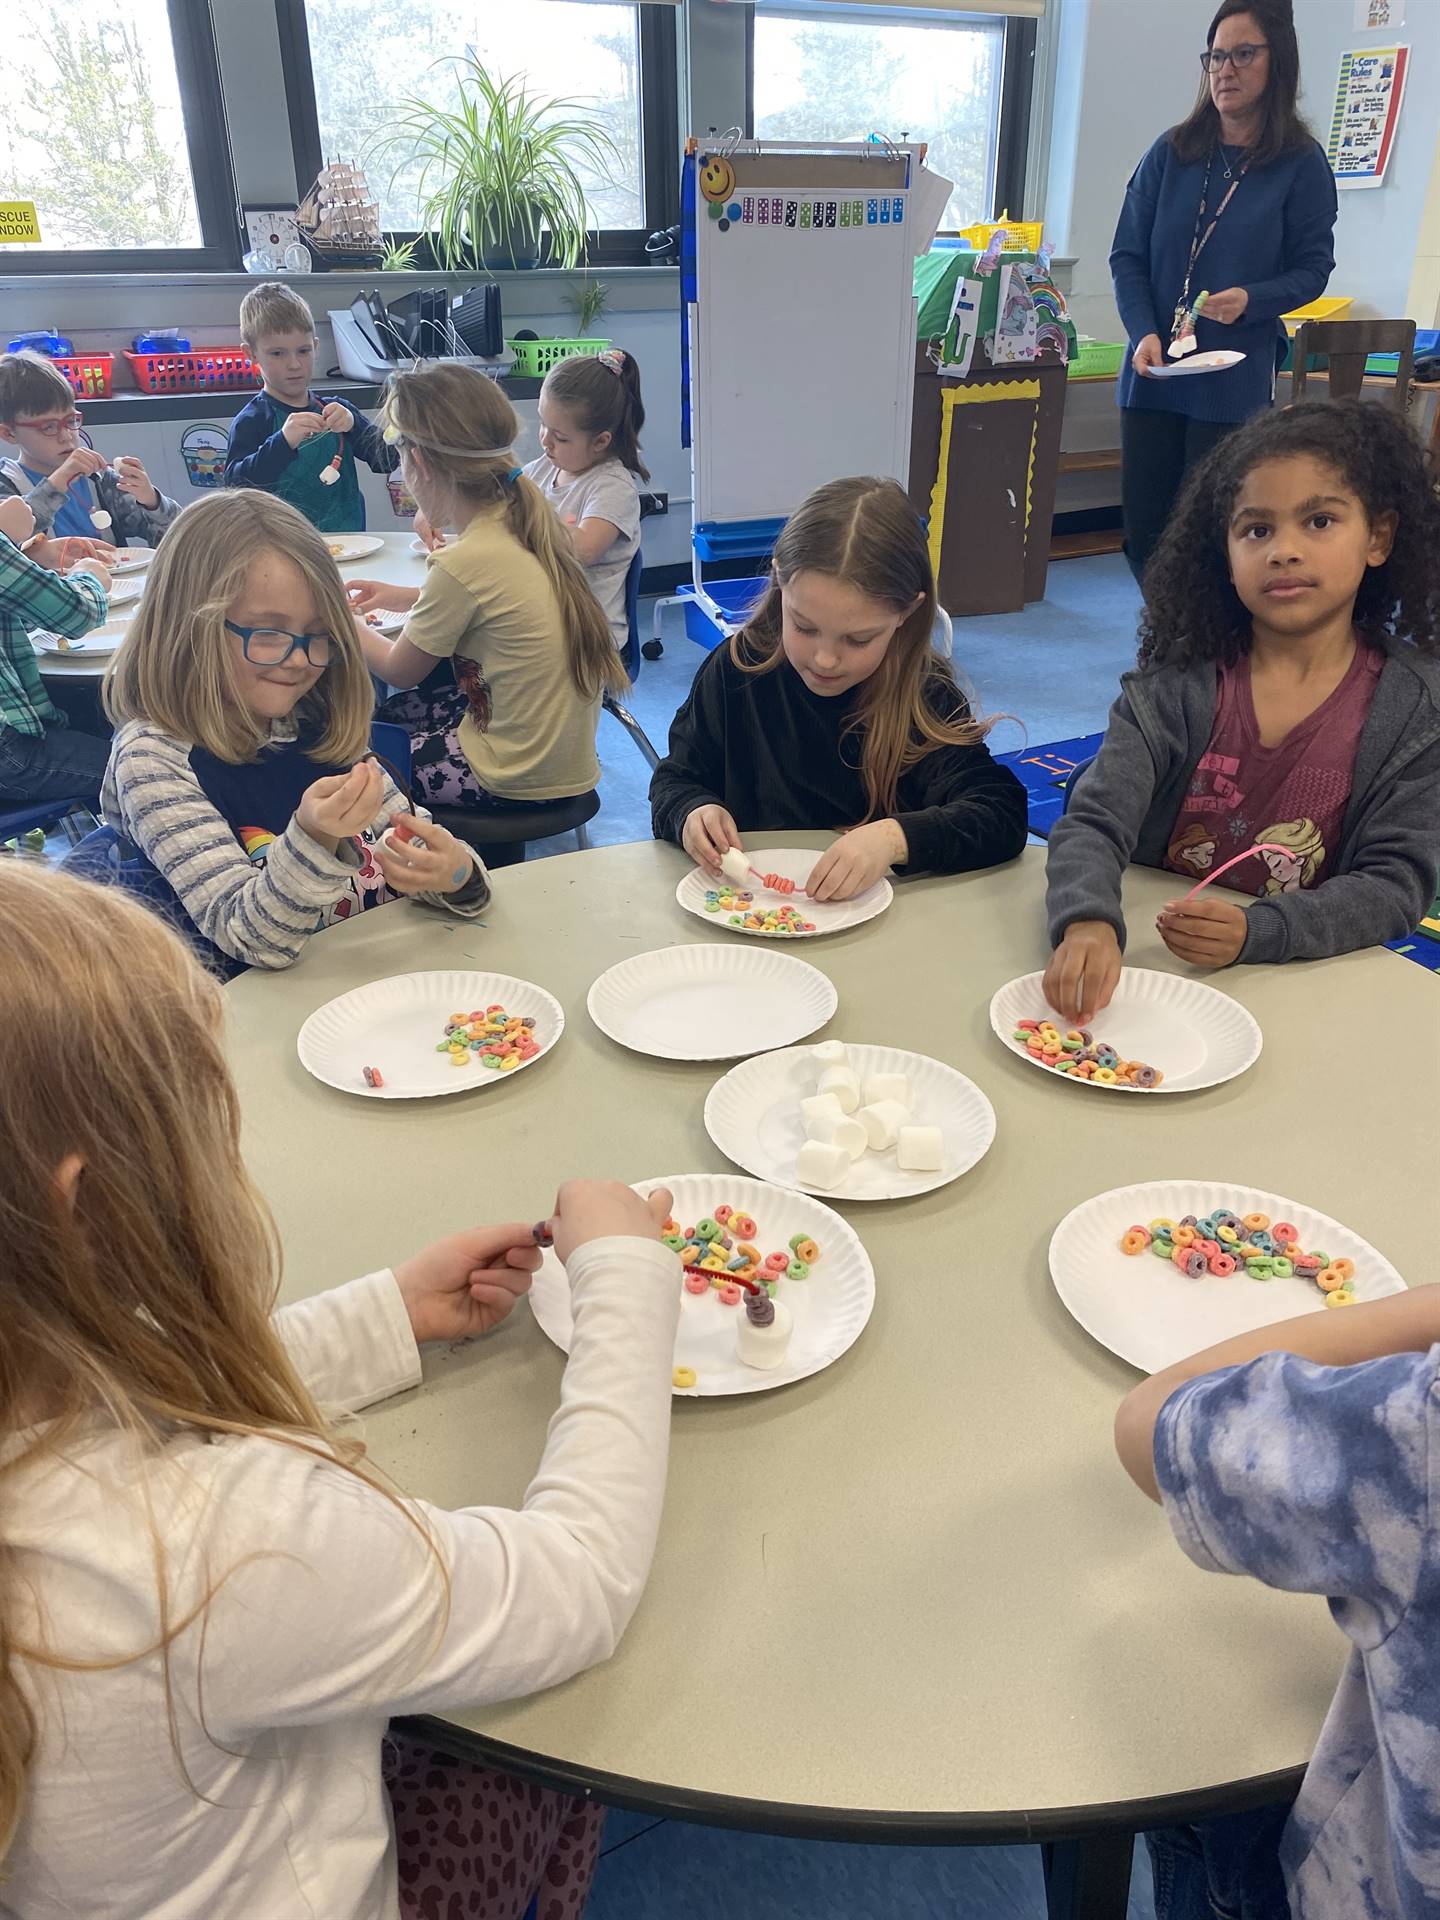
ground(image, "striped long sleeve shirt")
xmin=102 ymin=717 xmax=490 ymax=971
xmin=0 ymin=533 xmax=107 ymax=738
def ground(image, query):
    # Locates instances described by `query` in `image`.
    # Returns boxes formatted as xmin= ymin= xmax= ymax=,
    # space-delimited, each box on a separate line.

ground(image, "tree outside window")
xmin=753 ymin=10 xmax=1005 ymax=231
xmin=0 ymin=1 xmax=203 ymax=252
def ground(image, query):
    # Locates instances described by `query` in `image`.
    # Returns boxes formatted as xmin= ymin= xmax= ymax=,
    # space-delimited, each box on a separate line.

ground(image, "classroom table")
xmin=226 ymin=839 xmax=1439 ymax=1920
xmin=34 ymin=530 xmax=430 ymax=685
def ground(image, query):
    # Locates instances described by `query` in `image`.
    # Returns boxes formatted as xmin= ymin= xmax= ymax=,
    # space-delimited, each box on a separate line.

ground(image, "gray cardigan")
xmin=1046 ymin=645 xmax=1440 ymax=965
xmin=0 ymin=457 xmax=180 ymax=545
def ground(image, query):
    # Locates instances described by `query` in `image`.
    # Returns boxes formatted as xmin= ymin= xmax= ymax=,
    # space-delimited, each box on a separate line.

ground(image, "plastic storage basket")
xmin=954 ymin=214 xmax=1043 ymax=255
xmin=1068 ymin=340 xmax=1125 ymax=379
xmin=123 ymin=349 xmax=256 ymax=394
xmin=1282 ymin=296 xmax=1353 ymax=334
xmin=51 ymin=354 xmax=114 ymax=399
xmin=504 ymin=337 xmax=610 ymax=379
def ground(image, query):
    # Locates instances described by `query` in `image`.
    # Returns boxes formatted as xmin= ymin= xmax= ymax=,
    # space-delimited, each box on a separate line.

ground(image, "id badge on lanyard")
xmin=1171 ymin=151 xmax=1249 ymax=348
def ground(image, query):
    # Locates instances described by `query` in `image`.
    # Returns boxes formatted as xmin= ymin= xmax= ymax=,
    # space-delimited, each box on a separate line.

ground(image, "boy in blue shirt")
xmin=1117 ymin=1287 xmax=1440 ymax=1918
xmin=0 ymin=351 xmax=179 ymax=546
xmin=225 ymin=282 xmax=395 ymax=533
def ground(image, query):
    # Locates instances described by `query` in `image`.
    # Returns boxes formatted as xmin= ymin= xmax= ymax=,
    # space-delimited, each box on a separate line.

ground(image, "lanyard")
xmin=1179 ymin=147 xmax=1251 ymax=310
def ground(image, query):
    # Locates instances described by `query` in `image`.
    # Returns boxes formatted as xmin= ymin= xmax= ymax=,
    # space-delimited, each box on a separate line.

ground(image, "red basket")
xmin=52 ymin=353 xmax=114 ymax=399
xmin=123 ymin=348 xmax=257 ymax=395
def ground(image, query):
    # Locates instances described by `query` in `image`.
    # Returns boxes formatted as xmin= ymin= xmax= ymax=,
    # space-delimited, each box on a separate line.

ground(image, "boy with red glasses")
xmin=0 ymin=350 xmax=179 ymax=546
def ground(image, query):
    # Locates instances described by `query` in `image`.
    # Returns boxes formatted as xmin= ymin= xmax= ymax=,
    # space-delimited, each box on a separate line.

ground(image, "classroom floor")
xmin=531 ymin=555 xmax=1160 ymax=1917
xmin=535 ymin=554 xmax=1144 ymax=863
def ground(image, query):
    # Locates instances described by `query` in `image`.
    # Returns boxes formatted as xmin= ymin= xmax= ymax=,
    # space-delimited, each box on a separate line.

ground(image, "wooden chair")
xmin=1291 ymin=319 xmax=1415 ymax=414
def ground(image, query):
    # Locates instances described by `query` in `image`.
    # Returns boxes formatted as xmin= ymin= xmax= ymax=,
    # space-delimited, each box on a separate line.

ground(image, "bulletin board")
xmin=687 ymin=139 xmax=922 ymax=526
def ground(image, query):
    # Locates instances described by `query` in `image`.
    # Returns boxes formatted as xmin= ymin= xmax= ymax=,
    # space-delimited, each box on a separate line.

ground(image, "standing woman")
xmin=1111 ymin=0 xmax=1337 ymax=582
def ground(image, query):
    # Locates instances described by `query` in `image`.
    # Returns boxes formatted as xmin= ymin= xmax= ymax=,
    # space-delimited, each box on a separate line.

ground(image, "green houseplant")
xmin=563 ymin=278 xmax=610 ymax=336
xmin=373 ymin=58 xmax=619 ymax=272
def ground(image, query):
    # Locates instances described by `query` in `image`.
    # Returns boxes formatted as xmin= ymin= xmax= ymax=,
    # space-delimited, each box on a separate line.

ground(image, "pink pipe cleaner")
xmin=1181 ymin=842 xmax=1292 ymax=901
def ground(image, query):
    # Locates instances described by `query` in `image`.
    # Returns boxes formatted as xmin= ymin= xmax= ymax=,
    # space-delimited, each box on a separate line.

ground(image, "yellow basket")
xmin=1282 ymin=296 xmax=1353 ymax=334
xmin=955 ymin=212 xmax=1044 ymax=254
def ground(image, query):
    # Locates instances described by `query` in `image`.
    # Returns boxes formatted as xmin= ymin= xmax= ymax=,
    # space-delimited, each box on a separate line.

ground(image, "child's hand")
xmin=346 ymin=579 xmax=419 ymax=614
xmin=548 ymin=1181 xmax=675 ymax=1269
xmin=682 ymin=804 xmax=740 ymax=874
xmin=113 ymin=455 xmax=160 ymax=507
xmin=320 ymin=401 xmax=354 ymax=435
xmin=393 ymin=1224 xmax=541 ymax=1344
xmin=49 ymin=445 xmax=107 ymax=488
xmin=0 ymin=497 xmax=37 ymax=547
xmin=1156 ymin=895 xmax=1248 ymax=968
xmin=281 ymin=410 xmax=327 ymax=450
xmin=49 ymin=535 xmax=118 ymax=570
xmin=375 ymin=814 xmax=475 ymax=896
xmin=1044 ymin=920 xmax=1123 ymax=1023
xmin=806 ymin=821 xmax=905 ymax=902
xmin=66 ymin=558 xmax=113 ymax=594
xmin=413 ymin=509 xmax=445 ymax=551
xmin=1132 ymin=333 xmax=1164 ymax=377
xmin=296 ymin=759 xmax=385 ymax=853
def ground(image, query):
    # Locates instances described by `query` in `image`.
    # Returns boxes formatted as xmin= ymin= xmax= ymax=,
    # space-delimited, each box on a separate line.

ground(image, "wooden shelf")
xmin=1058 ymin=448 xmax=1122 ymax=475
xmin=1050 ymin=528 xmax=1125 ymax=561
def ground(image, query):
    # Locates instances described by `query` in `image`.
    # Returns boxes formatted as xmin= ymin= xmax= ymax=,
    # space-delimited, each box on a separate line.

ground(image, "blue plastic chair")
xmin=369 ymin=720 xmax=413 ymax=785
xmin=1061 ymin=756 xmax=1095 ymax=814
xmin=0 ymin=796 xmax=96 ymax=845
xmin=601 ymin=550 xmax=660 ymax=770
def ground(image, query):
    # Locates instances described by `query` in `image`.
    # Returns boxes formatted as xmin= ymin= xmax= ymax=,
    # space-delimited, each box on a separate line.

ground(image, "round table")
xmin=36 ymin=530 xmax=429 ymax=684
xmin=227 ymin=839 xmax=1439 ymax=1917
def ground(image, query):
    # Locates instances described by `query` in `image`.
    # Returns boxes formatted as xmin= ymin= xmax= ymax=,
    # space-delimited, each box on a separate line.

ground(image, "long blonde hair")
xmin=0 ymin=866 xmax=439 ymax=1858
xmin=104 ymin=492 xmax=375 ymax=764
xmin=381 ymin=363 xmax=625 ymax=699
xmin=731 ymin=476 xmax=992 ymax=821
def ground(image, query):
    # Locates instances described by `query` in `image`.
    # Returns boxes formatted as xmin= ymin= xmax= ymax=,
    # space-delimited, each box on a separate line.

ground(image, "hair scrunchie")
xmin=595 ymin=348 xmax=627 ymax=376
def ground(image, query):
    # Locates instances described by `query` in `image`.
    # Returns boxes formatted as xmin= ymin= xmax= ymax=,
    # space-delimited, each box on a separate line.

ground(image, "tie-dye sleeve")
xmin=1154 ymin=1348 xmax=1438 ymax=1647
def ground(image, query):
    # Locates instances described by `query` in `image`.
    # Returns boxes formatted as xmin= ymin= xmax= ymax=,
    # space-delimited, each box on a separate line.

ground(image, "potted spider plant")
xmin=372 ymin=58 xmax=619 ymax=272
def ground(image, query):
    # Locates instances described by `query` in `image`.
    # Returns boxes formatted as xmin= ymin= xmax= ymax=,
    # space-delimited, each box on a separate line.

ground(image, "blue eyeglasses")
xmin=224 ymin=619 xmax=332 ymax=667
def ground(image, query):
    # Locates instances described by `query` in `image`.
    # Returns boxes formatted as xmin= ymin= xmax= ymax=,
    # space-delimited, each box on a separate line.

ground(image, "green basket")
xmin=505 ymin=337 xmax=611 ymax=379
xmin=1068 ymin=340 xmax=1125 ymax=380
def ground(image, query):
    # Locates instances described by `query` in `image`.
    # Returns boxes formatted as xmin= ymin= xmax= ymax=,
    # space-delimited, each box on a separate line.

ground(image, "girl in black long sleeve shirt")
xmin=650 ymin=476 xmax=1027 ymax=901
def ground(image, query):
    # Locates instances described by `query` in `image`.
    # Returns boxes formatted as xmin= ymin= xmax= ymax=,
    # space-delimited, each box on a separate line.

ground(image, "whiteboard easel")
xmin=685 ymin=137 xmax=923 ymax=626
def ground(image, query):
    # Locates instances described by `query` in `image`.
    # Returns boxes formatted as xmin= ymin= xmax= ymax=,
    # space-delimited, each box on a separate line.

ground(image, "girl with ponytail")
xmin=348 ymin=363 xmax=625 ymax=816
xmin=524 ymin=347 xmax=648 ymax=653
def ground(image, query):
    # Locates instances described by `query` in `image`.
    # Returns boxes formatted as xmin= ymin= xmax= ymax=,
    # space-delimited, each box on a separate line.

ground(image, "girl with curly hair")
xmin=1045 ymin=399 xmax=1440 ymax=1020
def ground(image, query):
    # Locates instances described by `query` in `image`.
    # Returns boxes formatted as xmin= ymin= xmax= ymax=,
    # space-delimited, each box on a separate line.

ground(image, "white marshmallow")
xmin=736 ymin=1296 xmax=794 ymax=1371
xmin=821 ymin=1114 xmax=868 ymax=1161
xmin=800 ymin=1092 xmax=845 ymax=1139
xmin=896 ymin=1125 xmax=944 ymax=1172
xmin=816 ymin=1065 xmax=860 ymax=1113
xmin=856 ymin=1098 xmax=911 ymax=1152
xmin=811 ymin=1039 xmax=849 ymax=1067
xmin=863 ymin=1072 xmax=912 ymax=1110
xmin=795 ymin=1138 xmax=850 ymax=1188
xmin=720 ymin=846 xmax=751 ymax=885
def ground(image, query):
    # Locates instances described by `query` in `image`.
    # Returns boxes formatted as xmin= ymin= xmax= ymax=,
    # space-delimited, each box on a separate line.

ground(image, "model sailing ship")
xmin=296 ymin=161 xmax=383 ymax=266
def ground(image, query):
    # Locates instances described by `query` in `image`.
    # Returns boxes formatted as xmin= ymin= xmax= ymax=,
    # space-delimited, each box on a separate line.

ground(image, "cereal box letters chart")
xmin=1326 ymin=44 xmax=1409 ymax=187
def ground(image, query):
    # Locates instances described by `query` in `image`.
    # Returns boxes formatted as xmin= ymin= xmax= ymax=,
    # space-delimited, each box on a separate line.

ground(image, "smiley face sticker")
xmin=698 ymin=153 xmax=737 ymax=204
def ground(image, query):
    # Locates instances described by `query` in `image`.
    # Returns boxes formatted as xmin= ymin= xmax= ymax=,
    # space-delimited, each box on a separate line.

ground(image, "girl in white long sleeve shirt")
xmin=0 ymin=862 xmax=679 ymax=1920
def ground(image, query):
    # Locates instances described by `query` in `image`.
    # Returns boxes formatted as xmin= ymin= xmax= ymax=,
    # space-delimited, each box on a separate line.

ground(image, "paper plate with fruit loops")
xmin=988 ymin=968 xmax=1261 ymax=1095
xmin=527 ymin=1175 xmax=876 ymax=1398
xmin=1049 ymin=1181 xmax=1406 ymax=1373
xmin=676 ymin=845 xmax=892 ymax=940
xmin=296 ymin=970 xmax=564 ymax=1099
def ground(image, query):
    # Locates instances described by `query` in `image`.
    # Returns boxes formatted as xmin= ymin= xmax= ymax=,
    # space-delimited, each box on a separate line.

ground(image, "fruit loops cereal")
xmin=1121 ymin=1205 xmax=1359 ymax=1305
xmin=1011 ymin=1019 xmax=1162 ymax=1089
xmin=435 ymin=1005 xmax=541 ymax=1072
xmin=702 ymin=887 xmax=816 ymax=935
xmin=659 ymin=1204 xmax=823 ymax=1299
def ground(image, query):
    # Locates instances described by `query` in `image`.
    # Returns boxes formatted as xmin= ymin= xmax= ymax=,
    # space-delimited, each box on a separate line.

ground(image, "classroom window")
xmin=751 ymin=6 xmax=1017 ymax=229
xmin=285 ymin=0 xmax=679 ymax=258
xmin=0 ymin=0 xmax=236 ymax=270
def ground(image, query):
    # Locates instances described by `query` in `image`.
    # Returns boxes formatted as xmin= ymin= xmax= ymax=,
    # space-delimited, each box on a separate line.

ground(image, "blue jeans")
xmin=0 ymin=722 xmax=109 ymax=807
xmin=1145 ymin=1802 xmax=1295 ymax=1920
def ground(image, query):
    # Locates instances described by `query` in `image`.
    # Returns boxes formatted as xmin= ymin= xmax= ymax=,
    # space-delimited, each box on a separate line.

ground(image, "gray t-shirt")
xmin=1157 ymin=1345 xmax=1440 ymax=1917
xmin=524 ymin=453 xmax=640 ymax=650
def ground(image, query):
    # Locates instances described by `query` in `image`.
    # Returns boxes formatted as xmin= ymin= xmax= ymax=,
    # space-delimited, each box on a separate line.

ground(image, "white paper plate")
xmin=528 ymin=1174 xmax=876 ymax=1397
xmin=587 ymin=944 xmax=838 ymax=1061
xmin=362 ymin=609 xmax=407 ymax=636
xmin=325 ymin=535 xmax=385 ymax=563
xmin=1146 ymin=350 xmax=1246 ymax=380
xmin=989 ymin=968 xmax=1261 ymax=1095
xmin=1050 ymin=1180 xmax=1407 ymax=1373
xmin=676 ymin=846 xmax=892 ymax=940
xmin=705 ymin=1044 xmax=995 ymax=1199
xmin=296 ymin=969 xmax=564 ymax=1099
xmin=98 ymin=573 xmax=144 ymax=606
xmin=31 ymin=606 xmax=136 ymax=654
xmin=108 ymin=548 xmax=153 ymax=575
xmin=409 ymin=534 xmax=447 ymax=555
